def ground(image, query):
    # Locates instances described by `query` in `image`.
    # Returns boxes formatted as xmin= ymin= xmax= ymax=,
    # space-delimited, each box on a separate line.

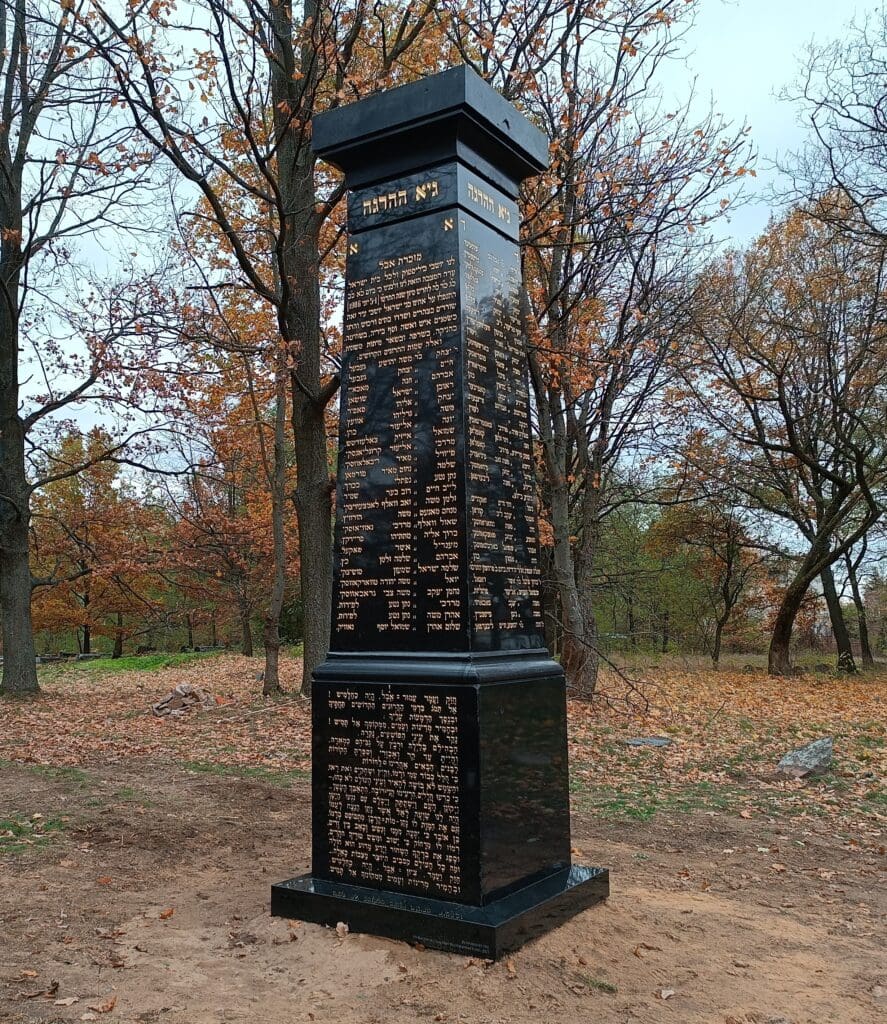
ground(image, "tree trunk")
xmin=712 ymin=615 xmax=726 ymax=667
xmin=845 ymin=552 xmax=875 ymax=669
xmin=238 ymin=596 xmax=254 ymax=657
xmin=210 ymin=612 xmax=217 ymax=648
xmin=0 ymin=520 xmax=38 ymax=695
xmin=270 ymin=0 xmax=333 ymax=697
xmin=768 ymin=531 xmax=840 ymax=675
xmin=79 ymin=573 xmax=91 ymax=654
xmin=661 ymin=610 xmax=670 ymax=655
xmin=626 ymin=593 xmax=637 ymax=648
xmin=113 ymin=612 xmax=123 ymax=658
xmin=548 ymin=474 xmax=597 ymax=695
xmin=0 ymin=227 xmax=38 ymax=696
xmin=820 ymin=564 xmax=857 ymax=673
xmin=263 ymin=369 xmax=288 ymax=696
xmin=538 ymin=542 xmax=561 ymax=659
xmin=185 ymin=612 xmax=193 ymax=650
xmin=768 ymin=593 xmax=798 ymax=675
xmin=290 ymin=371 xmax=332 ymax=695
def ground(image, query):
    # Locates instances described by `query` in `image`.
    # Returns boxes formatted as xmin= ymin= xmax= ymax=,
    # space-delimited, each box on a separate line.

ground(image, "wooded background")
xmin=1 ymin=0 xmax=886 ymax=697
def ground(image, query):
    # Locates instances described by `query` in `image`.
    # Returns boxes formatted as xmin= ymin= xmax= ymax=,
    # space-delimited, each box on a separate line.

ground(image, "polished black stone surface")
xmin=271 ymin=865 xmax=609 ymax=960
xmin=309 ymin=677 xmax=572 ymax=908
xmin=312 ymin=65 xmax=548 ymax=195
xmin=272 ymin=68 xmax=609 ymax=958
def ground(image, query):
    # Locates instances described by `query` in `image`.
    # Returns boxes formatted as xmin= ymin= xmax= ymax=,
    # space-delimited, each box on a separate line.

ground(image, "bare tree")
xmin=449 ymin=0 xmax=750 ymax=692
xmin=88 ymin=0 xmax=441 ymax=693
xmin=651 ymin=498 xmax=766 ymax=666
xmin=842 ymin=535 xmax=878 ymax=669
xmin=682 ymin=204 xmax=887 ymax=675
xmin=787 ymin=6 xmax=887 ymax=245
xmin=0 ymin=0 xmax=159 ymax=695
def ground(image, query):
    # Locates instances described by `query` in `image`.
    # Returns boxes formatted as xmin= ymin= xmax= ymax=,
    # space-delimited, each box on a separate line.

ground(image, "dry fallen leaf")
xmin=335 ymin=921 xmax=349 ymax=938
xmin=87 ymin=994 xmax=117 ymax=1014
xmin=505 ymin=959 xmax=517 ymax=977
xmin=97 ymin=877 xmax=113 ymax=886
xmin=739 ymin=809 xmax=753 ymax=819
xmin=657 ymin=987 xmax=676 ymax=1000
xmin=55 ymin=996 xmax=79 ymax=1006
xmin=80 ymin=1014 xmax=99 ymax=1022
xmin=159 ymin=907 xmax=174 ymax=920
xmin=770 ymin=863 xmax=787 ymax=873
xmin=17 ymin=979 xmax=59 ymax=1001
xmin=633 ymin=943 xmax=663 ymax=958
xmin=20 ymin=970 xmax=38 ymax=979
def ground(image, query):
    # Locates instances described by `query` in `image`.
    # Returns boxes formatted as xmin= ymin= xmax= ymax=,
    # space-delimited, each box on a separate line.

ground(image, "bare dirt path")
xmin=1 ymin=759 xmax=883 ymax=1024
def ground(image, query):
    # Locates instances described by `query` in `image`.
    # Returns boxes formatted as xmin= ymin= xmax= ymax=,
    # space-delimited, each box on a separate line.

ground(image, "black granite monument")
xmin=271 ymin=66 xmax=609 ymax=958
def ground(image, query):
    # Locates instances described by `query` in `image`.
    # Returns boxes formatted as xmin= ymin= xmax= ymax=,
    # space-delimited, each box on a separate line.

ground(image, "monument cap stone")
xmin=312 ymin=64 xmax=548 ymax=193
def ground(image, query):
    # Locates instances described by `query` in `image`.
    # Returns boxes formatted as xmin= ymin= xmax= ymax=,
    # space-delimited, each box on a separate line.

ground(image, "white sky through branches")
xmin=674 ymin=0 xmax=864 ymax=242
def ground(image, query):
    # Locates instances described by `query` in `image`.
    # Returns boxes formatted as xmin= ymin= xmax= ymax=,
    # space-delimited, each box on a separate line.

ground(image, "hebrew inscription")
xmin=322 ymin=685 xmax=463 ymax=898
xmin=462 ymin=216 xmax=546 ymax=649
xmin=334 ymin=212 xmax=467 ymax=650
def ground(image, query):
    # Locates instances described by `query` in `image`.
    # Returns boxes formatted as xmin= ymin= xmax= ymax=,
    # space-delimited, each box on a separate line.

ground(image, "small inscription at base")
xmin=321 ymin=685 xmax=464 ymax=899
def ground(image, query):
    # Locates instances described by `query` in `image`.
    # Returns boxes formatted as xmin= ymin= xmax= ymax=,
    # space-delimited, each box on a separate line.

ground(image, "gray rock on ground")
xmin=777 ymin=736 xmax=833 ymax=778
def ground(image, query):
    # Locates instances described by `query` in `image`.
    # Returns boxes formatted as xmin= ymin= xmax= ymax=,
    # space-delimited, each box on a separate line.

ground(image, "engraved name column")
xmin=316 ymin=166 xmax=474 ymax=902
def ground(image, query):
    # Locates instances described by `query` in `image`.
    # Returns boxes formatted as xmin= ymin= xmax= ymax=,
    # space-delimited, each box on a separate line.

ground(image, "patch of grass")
xmin=578 ymin=785 xmax=660 ymax=821
xmin=856 ymin=731 xmax=886 ymax=750
xmin=181 ymin=760 xmax=310 ymax=785
xmin=56 ymin=651 xmax=220 ymax=675
xmin=861 ymin=787 xmax=887 ymax=809
xmin=25 ymin=764 xmax=93 ymax=787
xmin=581 ymin=976 xmax=618 ymax=994
xmin=575 ymin=780 xmax=746 ymax=821
xmin=0 ymin=814 xmax=64 ymax=855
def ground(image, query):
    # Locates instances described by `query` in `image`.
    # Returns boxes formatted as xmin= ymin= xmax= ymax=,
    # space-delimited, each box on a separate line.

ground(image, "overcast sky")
xmin=675 ymin=0 xmax=867 ymax=243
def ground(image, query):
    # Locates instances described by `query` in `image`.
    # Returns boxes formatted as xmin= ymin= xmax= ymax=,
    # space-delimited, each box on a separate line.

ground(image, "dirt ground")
xmin=1 ymin=655 xmax=884 ymax=1023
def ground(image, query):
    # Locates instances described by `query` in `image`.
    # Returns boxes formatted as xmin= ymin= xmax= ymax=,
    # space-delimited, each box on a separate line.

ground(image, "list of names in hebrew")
xmin=463 ymin=218 xmax=545 ymax=645
xmin=334 ymin=216 xmax=465 ymax=648
xmin=323 ymin=686 xmax=462 ymax=897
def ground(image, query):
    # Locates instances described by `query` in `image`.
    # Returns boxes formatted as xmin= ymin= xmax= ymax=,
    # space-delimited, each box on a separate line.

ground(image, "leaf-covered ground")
xmin=2 ymin=651 xmax=883 ymax=835
xmin=0 ymin=652 xmax=884 ymax=1023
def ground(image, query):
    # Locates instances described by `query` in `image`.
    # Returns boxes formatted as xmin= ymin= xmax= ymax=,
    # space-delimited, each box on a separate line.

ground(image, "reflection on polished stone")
xmin=271 ymin=66 xmax=609 ymax=959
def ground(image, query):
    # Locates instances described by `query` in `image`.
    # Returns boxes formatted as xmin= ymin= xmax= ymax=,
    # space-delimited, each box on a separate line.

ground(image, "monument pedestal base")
xmin=271 ymin=865 xmax=609 ymax=959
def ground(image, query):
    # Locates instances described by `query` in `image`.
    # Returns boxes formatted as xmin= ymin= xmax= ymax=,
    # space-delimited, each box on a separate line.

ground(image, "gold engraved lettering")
xmin=462 ymin=226 xmax=545 ymax=638
xmin=467 ymin=180 xmax=496 ymax=213
xmin=415 ymin=179 xmax=440 ymax=202
xmin=337 ymin=236 xmax=463 ymax=638
xmin=360 ymin=185 xmax=412 ymax=217
xmin=325 ymin=688 xmax=463 ymax=897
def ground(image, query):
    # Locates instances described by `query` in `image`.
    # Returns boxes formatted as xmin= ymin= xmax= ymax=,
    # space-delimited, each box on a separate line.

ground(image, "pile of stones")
xmin=152 ymin=682 xmax=216 ymax=718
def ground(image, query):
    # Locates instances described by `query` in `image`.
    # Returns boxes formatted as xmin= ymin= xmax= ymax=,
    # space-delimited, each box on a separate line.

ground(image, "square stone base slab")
xmin=271 ymin=865 xmax=609 ymax=960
